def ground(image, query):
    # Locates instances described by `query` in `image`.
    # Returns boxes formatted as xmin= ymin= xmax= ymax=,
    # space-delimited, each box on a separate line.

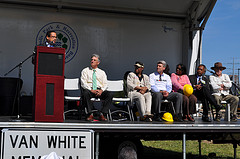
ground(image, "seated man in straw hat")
xmin=209 ymin=62 xmax=239 ymax=121
xmin=127 ymin=61 xmax=152 ymax=122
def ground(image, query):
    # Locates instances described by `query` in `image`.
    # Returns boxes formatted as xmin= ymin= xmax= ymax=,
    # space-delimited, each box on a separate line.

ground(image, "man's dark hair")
xmin=46 ymin=30 xmax=56 ymax=37
xmin=198 ymin=64 xmax=206 ymax=71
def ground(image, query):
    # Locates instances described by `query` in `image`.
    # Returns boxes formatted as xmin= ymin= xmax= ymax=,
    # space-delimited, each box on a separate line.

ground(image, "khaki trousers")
xmin=213 ymin=94 xmax=239 ymax=115
xmin=130 ymin=91 xmax=152 ymax=117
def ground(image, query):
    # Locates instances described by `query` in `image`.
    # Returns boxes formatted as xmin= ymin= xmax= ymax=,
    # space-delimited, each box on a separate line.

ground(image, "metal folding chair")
xmin=64 ymin=78 xmax=81 ymax=120
xmin=107 ymin=80 xmax=134 ymax=121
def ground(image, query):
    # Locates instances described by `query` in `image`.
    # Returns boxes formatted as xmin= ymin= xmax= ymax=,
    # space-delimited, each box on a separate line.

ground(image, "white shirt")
xmin=209 ymin=73 xmax=232 ymax=96
xmin=81 ymin=67 xmax=108 ymax=91
xmin=127 ymin=72 xmax=151 ymax=93
xmin=149 ymin=72 xmax=172 ymax=93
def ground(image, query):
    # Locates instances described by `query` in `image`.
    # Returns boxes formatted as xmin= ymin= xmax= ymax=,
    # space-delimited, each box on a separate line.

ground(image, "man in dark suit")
xmin=33 ymin=31 xmax=57 ymax=64
xmin=189 ymin=64 xmax=222 ymax=122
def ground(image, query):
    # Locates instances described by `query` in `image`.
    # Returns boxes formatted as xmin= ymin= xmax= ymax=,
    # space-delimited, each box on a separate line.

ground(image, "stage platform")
xmin=0 ymin=116 xmax=240 ymax=134
xmin=1 ymin=115 xmax=240 ymax=159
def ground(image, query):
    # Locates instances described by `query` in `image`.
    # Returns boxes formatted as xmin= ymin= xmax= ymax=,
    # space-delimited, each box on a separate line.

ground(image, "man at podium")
xmin=81 ymin=54 xmax=113 ymax=121
xmin=40 ymin=31 xmax=57 ymax=47
xmin=33 ymin=31 xmax=57 ymax=64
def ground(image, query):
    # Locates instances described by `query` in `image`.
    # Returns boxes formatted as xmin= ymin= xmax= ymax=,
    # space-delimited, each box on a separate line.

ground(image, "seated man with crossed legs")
xmin=81 ymin=54 xmax=113 ymax=121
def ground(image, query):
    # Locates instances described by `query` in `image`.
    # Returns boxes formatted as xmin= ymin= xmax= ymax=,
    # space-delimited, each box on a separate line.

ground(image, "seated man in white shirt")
xmin=149 ymin=60 xmax=183 ymax=122
xmin=210 ymin=62 xmax=239 ymax=121
xmin=81 ymin=54 xmax=113 ymax=121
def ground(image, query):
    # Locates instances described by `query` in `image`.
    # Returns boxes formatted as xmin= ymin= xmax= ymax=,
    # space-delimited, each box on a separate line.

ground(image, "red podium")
xmin=34 ymin=46 xmax=65 ymax=122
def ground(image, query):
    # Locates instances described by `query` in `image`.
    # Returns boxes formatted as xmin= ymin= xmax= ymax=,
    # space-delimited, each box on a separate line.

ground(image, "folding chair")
xmin=211 ymin=100 xmax=230 ymax=121
xmin=159 ymin=100 xmax=176 ymax=115
xmin=221 ymin=101 xmax=231 ymax=121
xmin=63 ymin=78 xmax=82 ymax=120
xmin=107 ymin=80 xmax=134 ymax=121
xmin=195 ymin=100 xmax=213 ymax=120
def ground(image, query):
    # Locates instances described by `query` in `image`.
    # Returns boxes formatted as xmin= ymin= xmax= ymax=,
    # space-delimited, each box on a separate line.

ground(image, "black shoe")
xmin=215 ymin=114 xmax=222 ymax=122
xmin=174 ymin=114 xmax=183 ymax=122
xmin=154 ymin=114 xmax=162 ymax=122
xmin=202 ymin=116 xmax=212 ymax=122
xmin=144 ymin=117 xmax=153 ymax=122
xmin=231 ymin=114 xmax=237 ymax=122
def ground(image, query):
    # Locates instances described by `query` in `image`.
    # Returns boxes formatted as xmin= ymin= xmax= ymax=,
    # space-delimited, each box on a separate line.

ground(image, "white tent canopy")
xmin=0 ymin=0 xmax=216 ymax=94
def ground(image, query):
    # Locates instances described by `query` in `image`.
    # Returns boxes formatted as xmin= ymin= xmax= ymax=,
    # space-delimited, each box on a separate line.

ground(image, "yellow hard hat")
xmin=162 ymin=112 xmax=173 ymax=122
xmin=183 ymin=84 xmax=193 ymax=97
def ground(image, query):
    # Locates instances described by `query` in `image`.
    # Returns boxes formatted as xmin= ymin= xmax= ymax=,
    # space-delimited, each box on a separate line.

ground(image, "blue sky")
xmin=202 ymin=0 xmax=240 ymax=75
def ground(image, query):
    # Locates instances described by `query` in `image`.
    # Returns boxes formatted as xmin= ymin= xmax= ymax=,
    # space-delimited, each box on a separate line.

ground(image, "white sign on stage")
xmin=1 ymin=129 xmax=94 ymax=159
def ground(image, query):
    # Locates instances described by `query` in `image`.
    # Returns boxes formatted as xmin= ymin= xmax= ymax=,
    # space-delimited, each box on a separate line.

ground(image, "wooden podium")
xmin=34 ymin=46 xmax=65 ymax=122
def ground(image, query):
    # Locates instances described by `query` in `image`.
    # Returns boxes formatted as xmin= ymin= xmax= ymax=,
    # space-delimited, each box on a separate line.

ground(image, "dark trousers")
xmin=152 ymin=92 xmax=182 ymax=115
xmin=182 ymin=94 xmax=197 ymax=115
xmin=194 ymin=86 xmax=218 ymax=116
xmin=82 ymin=89 xmax=113 ymax=114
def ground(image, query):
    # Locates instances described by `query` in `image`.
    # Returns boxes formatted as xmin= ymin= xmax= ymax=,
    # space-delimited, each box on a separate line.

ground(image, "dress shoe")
xmin=141 ymin=116 xmax=152 ymax=122
xmin=231 ymin=114 xmax=237 ymax=122
xmin=174 ymin=115 xmax=183 ymax=122
xmin=202 ymin=116 xmax=212 ymax=122
xmin=215 ymin=114 xmax=222 ymax=122
xmin=153 ymin=114 xmax=162 ymax=122
xmin=174 ymin=117 xmax=183 ymax=122
xmin=86 ymin=115 xmax=94 ymax=121
xmin=99 ymin=114 xmax=107 ymax=121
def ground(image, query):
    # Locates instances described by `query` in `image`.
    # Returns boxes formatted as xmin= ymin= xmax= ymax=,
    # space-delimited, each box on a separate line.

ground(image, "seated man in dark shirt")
xmin=32 ymin=30 xmax=57 ymax=64
xmin=189 ymin=64 xmax=222 ymax=122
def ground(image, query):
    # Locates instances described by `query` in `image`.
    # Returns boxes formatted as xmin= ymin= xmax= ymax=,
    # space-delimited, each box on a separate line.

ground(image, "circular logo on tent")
xmin=36 ymin=22 xmax=78 ymax=63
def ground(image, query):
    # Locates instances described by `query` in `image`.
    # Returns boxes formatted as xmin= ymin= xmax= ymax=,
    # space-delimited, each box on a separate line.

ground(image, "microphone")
xmin=49 ymin=40 xmax=55 ymax=45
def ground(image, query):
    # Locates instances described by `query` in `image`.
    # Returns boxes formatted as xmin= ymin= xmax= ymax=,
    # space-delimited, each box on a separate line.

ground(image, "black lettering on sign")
xmin=47 ymin=135 xmax=87 ymax=149
xmin=79 ymin=136 xmax=86 ymax=148
xmin=10 ymin=135 xmax=38 ymax=148
xmin=47 ymin=136 xmax=57 ymax=148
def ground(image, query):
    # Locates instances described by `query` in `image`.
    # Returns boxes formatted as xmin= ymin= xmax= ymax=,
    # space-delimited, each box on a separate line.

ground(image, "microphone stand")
xmin=4 ymin=53 xmax=34 ymax=121
xmin=206 ymin=69 xmax=215 ymax=74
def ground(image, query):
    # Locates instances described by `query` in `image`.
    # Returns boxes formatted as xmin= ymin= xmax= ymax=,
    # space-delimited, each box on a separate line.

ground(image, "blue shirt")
xmin=149 ymin=72 xmax=172 ymax=93
xmin=46 ymin=42 xmax=54 ymax=47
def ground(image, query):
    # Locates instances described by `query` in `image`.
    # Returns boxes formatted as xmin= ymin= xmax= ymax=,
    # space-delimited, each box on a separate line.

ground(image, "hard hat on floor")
xmin=162 ymin=112 xmax=173 ymax=122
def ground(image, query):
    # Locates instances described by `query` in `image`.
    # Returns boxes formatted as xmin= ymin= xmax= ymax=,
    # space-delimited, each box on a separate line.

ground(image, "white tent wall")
xmin=189 ymin=30 xmax=202 ymax=75
xmin=0 ymin=6 xmax=184 ymax=95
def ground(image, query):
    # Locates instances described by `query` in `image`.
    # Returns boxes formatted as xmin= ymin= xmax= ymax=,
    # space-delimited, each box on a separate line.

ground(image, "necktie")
xmin=159 ymin=75 xmax=162 ymax=81
xmin=92 ymin=69 xmax=97 ymax=90
xmin=198 ymin=77 xmax=202 ymax=85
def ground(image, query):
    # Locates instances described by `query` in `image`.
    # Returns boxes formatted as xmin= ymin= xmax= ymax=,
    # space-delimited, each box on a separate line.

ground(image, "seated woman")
xmin=171 ymin=64 xmax=197 ymax=122
xmin=127 ymin=61 xmax=152 ymax=122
